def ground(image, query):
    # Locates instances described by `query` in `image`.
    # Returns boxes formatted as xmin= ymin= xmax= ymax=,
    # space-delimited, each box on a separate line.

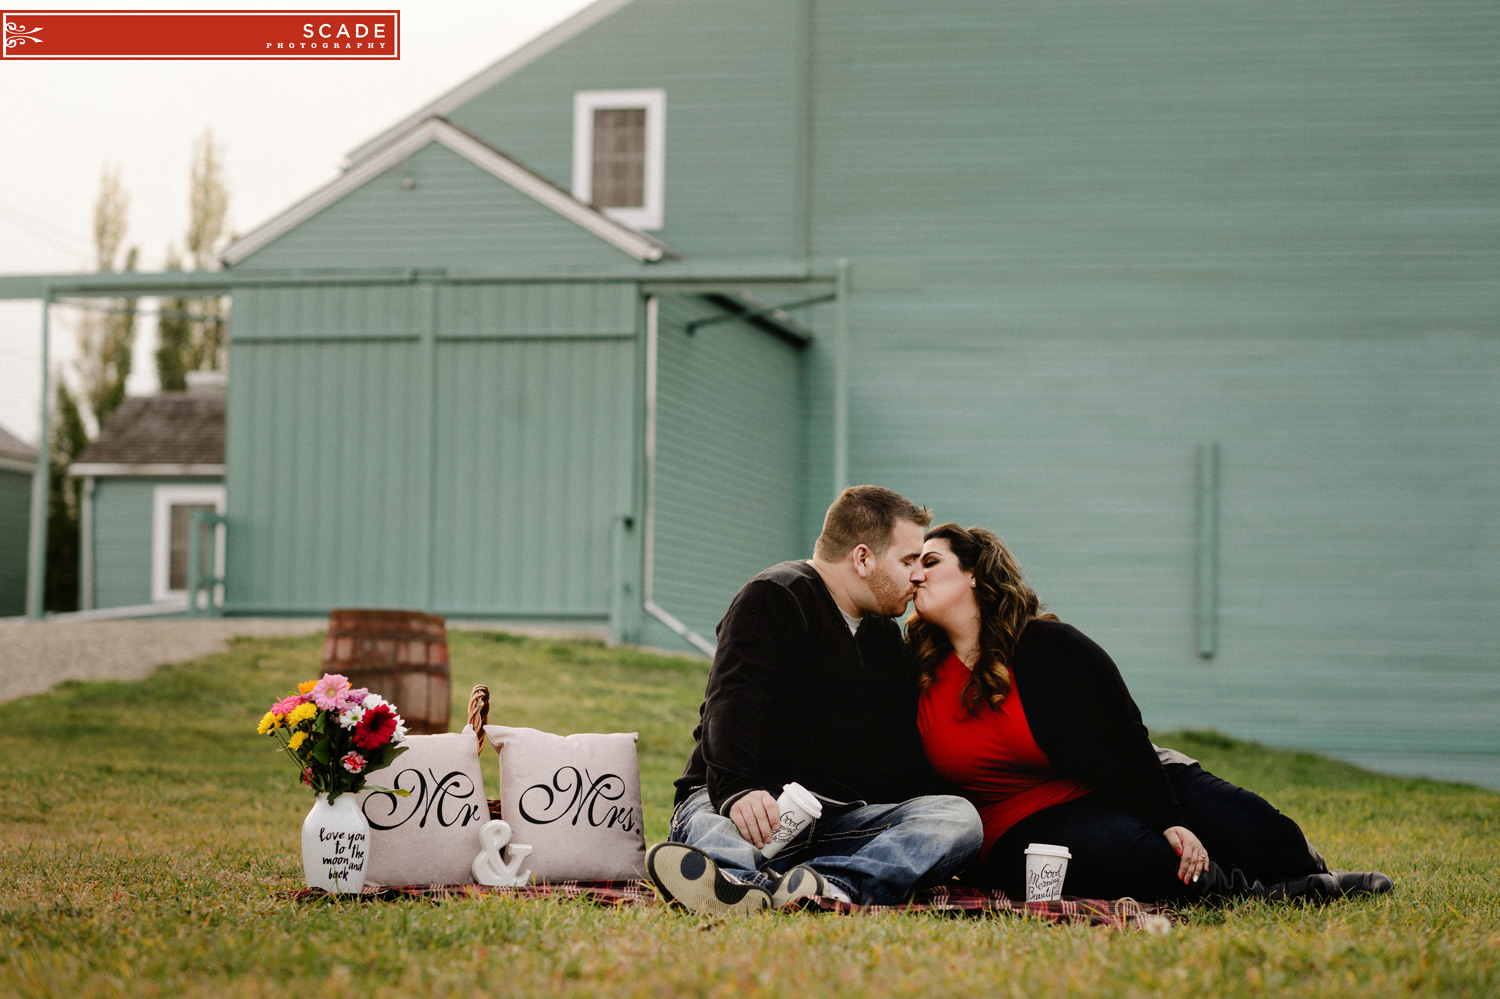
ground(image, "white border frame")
xmin=151 ymin=484 xmax=226 ymax=605
xmin=573 ymin=88 xmax=666 ymax=231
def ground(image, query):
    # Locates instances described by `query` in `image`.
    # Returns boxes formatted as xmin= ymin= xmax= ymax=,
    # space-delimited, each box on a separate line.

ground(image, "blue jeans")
xmin=669 ymin=787 xmax=983 ymax=905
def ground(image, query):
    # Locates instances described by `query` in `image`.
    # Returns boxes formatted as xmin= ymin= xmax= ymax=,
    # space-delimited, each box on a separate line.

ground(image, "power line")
xmin=0 ymin=199 xmax=94 ymax=267
xmin=53 ymin=297 xmax=228 ymax=324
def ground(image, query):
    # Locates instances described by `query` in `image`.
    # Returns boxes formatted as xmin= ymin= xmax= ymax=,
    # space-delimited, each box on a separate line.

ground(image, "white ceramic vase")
xmin=301 ymin=792 xmax=370 ymax=894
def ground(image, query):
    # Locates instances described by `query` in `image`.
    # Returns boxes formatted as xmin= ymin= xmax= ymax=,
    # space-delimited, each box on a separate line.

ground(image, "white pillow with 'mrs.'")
xmin=483 ymin=725 xmax=646 ymax=882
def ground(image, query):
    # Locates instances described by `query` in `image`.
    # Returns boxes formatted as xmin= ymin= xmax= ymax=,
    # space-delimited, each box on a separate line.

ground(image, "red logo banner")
xmin=1 ymin=10 xmax=399 ymax=59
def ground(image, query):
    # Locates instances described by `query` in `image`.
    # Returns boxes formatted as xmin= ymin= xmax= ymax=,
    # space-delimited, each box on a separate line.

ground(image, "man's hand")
xmin=728 ymin=790 xmax=781 ymax=848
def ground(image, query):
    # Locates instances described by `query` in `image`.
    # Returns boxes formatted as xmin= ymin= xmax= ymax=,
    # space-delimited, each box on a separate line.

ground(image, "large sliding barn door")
xmin=429 ymin=283 xmax=636 ymax=619
xmin=225 ymin=281 xmax=636 ymax=620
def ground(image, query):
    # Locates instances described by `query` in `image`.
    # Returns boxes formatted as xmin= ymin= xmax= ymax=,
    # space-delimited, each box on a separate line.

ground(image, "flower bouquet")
xmin=258 ymin=673 xmax=412 ymax=892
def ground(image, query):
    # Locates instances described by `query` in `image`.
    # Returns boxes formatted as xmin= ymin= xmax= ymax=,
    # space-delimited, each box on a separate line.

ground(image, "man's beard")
xmin=867 ymin=562 xmax=912 ymax=618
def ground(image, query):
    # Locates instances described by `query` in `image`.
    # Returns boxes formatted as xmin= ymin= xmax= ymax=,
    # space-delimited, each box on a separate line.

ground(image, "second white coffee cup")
xmin=1023 ymin=842 xmax=1072 ymax=902
xmin=759 ymin=782 xmax=823 ymax=860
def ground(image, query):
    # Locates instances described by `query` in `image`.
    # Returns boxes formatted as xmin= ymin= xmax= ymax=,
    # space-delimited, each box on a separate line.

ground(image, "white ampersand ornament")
xmin=471 ymin=819 xmax=534 ymax=886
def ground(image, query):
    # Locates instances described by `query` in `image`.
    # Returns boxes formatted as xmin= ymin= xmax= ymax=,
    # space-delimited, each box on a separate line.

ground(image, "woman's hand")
xmin=1164 ymin=826 xmax=1210 ymax=884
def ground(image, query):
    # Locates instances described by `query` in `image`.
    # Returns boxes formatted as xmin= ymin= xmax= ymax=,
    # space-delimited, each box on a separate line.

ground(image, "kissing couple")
xmin=646 ymin=485 xmax=1392 ymax=912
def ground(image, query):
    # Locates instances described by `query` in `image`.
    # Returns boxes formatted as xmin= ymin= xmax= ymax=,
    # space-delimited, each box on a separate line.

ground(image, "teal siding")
xmin=438 ymin=282 xmax=636 ymax=337
xmin=794 ymin=0 xmax=1500 ymax=779
xmin=90 ymin=477 xmax=217 ymax=610
xmin=444 ymin=0 xmax=807 ymax=260
xmin=230 ymin=283 xmax=426 ymax=337
xmin=0 ymin=469 xmax=31 ymax=616
xmin=646 ymin=295 xmax=806 ymax=646
xmin=842 ymin=334 xmax=1500 ymax=777
xmin=225 ymin=282 xmax=639 ymax=619
xmin=235 ymin=142 xmax=636 ymax=272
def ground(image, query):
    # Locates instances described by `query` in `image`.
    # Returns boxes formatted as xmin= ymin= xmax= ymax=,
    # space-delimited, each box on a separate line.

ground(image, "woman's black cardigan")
xmin=1003 ymin=618 xmax=1184 ymax=832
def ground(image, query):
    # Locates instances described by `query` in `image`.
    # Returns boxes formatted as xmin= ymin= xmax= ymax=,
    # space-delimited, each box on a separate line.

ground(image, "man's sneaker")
xmin=769 ymin=864 xmax=830 ymax=908
xmin=645 ymin=843 xmax=771 ymax=915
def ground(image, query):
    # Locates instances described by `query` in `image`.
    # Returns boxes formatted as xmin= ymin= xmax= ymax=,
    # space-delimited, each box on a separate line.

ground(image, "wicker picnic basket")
xmin=466 ymin=684 xmax=504 ymax=820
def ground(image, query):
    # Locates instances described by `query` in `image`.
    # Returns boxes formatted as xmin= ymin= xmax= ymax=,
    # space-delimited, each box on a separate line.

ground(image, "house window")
xmin=592 ymin=107 xmax=646 ymax=209
xmin=572 ymin=89 xmax=665 ymax=230
xmin=152 ymin=484 xmax=226 ymax=604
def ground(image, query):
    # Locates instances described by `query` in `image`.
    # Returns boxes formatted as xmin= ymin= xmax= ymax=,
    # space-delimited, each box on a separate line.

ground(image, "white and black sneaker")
xmin=645 ymin=843 xmax=772 ymax=915
xmin=769 ymin=864 xmax=830 ymax=908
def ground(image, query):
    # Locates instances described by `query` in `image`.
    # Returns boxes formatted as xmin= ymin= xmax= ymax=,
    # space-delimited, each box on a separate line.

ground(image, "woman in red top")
xmin=911 ymin=522 xmax=1392 ymax=902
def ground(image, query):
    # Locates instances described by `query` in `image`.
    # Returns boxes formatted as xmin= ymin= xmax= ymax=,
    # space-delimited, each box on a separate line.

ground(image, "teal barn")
xmin=0 ymin=424 xmax=36 ymax=617
xmin=5 ymin=0 xmax=1494 ymax=787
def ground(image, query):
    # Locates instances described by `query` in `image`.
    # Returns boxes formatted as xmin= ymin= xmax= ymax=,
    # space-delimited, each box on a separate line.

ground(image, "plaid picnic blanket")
xmin=290 ymin=880 xmax=1177 ymax=931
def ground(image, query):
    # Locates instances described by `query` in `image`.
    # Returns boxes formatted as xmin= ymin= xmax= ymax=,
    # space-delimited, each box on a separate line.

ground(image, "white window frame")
xmin=151 ymin=484 xmax=226 ymax=605
xmin=572 ymin=88 xmax=666 ymax=231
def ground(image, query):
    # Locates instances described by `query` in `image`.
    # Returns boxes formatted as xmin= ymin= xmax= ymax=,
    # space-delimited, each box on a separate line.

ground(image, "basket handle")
xmin=467 ymin=684 xmax=490 ymax=756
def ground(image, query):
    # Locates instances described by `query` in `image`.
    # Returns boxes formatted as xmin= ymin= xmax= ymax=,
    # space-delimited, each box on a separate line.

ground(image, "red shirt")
xmin=917 ymin=652 xmax=1091 ymax=858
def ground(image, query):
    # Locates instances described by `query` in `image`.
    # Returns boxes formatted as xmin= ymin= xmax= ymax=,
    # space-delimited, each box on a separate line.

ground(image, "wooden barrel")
xmin=321 ymin=609 xmax=451 ymax=734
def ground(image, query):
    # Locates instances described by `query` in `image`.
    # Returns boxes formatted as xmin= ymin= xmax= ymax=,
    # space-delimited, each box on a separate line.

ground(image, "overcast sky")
xmin=0 ymin=0 xmax=596 ymax=448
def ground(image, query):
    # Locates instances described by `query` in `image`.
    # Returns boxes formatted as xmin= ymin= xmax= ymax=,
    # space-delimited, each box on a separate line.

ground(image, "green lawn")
xmin=0 ymin=631 xmax=1495 ymax=998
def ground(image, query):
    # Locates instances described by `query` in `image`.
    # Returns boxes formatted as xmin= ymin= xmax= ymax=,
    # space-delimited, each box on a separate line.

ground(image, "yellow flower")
xmin=297 ymin=679 xmax=318 ymax=695
xmin=287 ymin=731 xmax=308 ymax=751
xmin=257 ymin=711 xmax=279 ymax=735
xmin=286 ymin=702 xmax=318 ymax=726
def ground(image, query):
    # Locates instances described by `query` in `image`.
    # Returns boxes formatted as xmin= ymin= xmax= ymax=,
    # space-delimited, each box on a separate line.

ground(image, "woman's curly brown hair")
xmin=908 ymin=523 xmax=1055 ymax=715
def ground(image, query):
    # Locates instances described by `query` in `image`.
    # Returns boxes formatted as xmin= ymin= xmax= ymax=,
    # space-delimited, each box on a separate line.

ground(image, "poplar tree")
xmin=44 ymin=383 xmax=89 ymax=612
xmin=155 ymin=246 xmax=192 ymax=392
xmin=157 ymin=128 xmax=230 ymax=387
xmin=74 ymin=165 xmax=139 ymax=433
xmin=47 ymin=166 xmax=139 ymax=610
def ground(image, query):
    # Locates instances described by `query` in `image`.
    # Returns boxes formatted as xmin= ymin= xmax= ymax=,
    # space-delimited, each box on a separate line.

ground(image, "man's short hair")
xmin=814 ymin=485 xmax=932 ymax=561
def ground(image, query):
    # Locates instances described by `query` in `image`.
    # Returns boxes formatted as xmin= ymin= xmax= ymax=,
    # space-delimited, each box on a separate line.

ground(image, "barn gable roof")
xmin=0 ymin=423 xmax=37 ymax=474
xmin=222 ymin=117 xmax=677 ymax=268
xmin=71 ymin=394 xmax=225 ymax=475
xmin=342 ymin=0 xmax=637 ymax=167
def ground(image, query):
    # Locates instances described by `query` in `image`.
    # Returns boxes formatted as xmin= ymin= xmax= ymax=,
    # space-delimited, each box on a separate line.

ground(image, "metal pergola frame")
xmin=0 ymin=262 xmax=847 ymax=620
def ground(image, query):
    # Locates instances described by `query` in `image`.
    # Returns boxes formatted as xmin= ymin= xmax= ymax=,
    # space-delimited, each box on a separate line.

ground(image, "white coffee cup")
xmin=759 ymin=782 xmax=823 ymax=860
xmin=1024 ymin=843 xmax=1072 ymax=902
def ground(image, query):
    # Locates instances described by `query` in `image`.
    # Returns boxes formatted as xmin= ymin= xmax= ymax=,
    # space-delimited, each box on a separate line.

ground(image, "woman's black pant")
xmin=978 ymin=764 xmax=1320 ymax=901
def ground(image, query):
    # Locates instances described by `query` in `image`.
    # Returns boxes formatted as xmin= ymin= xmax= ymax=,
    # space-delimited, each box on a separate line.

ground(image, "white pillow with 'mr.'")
xmin=357 ymin=726 xmax=488 ymax=886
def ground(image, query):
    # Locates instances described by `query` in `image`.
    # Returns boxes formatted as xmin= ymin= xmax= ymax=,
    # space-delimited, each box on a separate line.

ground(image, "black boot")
xmin=1198 ymin=864 xmax=1390 ymax=902
xmin=1196 ymin=863 xmax=1337 ymax=903
xmin=1302 ymin=838 xmax=1393 ymax=896
xmin=1324 ymin=870 xmax=1394 ymax=895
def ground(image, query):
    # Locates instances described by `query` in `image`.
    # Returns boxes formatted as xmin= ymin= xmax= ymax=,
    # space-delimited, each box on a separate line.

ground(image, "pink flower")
xmin=353 ymin=703 xmax=398 ymax=750
xmin=271 ymin=694 xmax=307 ymax=717
xmin=310 ymin=674 xmax=351 ymax=711
xmin=300 ymin=768 xmax=314 ymax=786
xmin=336 ymin=687 xmax=369 ymax=712
xmin=340 ymin=751 xmax=367 ymax=774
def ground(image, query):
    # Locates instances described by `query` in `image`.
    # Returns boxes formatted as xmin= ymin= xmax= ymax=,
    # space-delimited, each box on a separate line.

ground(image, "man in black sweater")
xmin=646 ymin=486 xmax=983 ymax=914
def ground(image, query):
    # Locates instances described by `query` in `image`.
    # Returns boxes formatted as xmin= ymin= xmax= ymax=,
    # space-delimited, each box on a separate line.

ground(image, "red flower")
xmin=353 ymin=703 xmax=397 ymax=749
xmin=300 ymin=768 xmax=314 ymax=786
xmin=341 ymin=751 xmax=368 ymax=774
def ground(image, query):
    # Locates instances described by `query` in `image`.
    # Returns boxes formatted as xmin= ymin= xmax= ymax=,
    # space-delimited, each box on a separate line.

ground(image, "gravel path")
xmin=0 ymin=617 xmax=325 ymax=704
xmin=0 ymin=617 xmax=617 ymax=705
